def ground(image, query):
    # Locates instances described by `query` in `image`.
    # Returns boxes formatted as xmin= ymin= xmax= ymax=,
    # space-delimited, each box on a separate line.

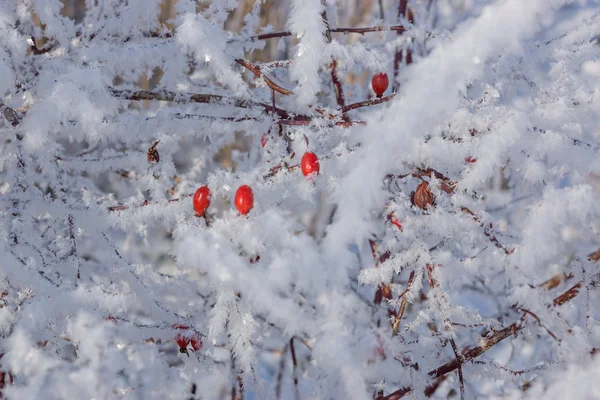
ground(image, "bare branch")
xmin=341 ymin=93 xmax=397 ymax=113
xmin=110 ymin=88 xmax=289 ymax=118
xmin=377 ymin=279 xmax=588 ymax=400
xmin=247 ymin=25 xmax=407 ymax=41
xmin=392 ymin=271 xmax=416 ymax=336
xmin=235 ymin=59 xmax=292 ymax=96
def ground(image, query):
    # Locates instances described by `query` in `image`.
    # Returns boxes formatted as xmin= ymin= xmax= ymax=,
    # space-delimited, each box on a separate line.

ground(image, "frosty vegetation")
xmin=1 ymin=0 xmax=600 ymax=398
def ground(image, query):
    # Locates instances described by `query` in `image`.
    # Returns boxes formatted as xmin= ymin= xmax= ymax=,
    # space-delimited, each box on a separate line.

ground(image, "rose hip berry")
xmin=193 ymin=186 xmax=211 ymax=216
xmin=235 ymin=185 xmax=254 ymax=215
xmin=176 ymin=334 xmax=189 ymax=353
xmin=371 ymin=73 xmax=389 ymax=98
xmin=301 ymin=152 xmax=320 ymax=177
xmin=189 ymin=335 xmax=202 ymax=352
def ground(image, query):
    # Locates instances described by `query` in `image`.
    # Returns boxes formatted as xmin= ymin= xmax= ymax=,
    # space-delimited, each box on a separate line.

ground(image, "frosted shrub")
xmin=1 ymin=0 xmax=599 ymax=399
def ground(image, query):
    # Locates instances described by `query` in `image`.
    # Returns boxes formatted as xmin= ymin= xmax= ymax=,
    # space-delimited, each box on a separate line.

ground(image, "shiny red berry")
xmin=193 ymin=186 xmax=211 ymax=216
xmin=301 ymin=152 xmax=320 ymax=177
xmin=371 ymin=73 xmax=389 ymax=98
xmin=261 ymin=134 xmax=268 ymax=148
xmin=235 ymin=185 xmax=254 ymax=215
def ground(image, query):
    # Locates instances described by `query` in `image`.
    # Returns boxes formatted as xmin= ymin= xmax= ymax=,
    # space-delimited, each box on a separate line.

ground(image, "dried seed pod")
xmin=411 ymin=181 xmax=435 ymax=209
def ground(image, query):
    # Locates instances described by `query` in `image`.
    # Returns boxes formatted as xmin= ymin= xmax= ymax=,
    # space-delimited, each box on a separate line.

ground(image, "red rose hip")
xmin=235 ymin=185 xmax=254 ymax=215
xmin=301 ymin=152 xmax=320 ymax=177
xmin=189 ymin=335 xmax=202 ymax=351
xmin=371 ymin=73 xmax=389 ymax=98
xmin=176 ymin=334 xmax=189 ymax=353
xmin=193 ymin=186 xmax=211 ymax=216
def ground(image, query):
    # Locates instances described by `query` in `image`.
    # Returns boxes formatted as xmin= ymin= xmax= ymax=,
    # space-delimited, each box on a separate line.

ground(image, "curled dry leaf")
xmin=147 ymin=140 xmax=160 ymax=163
xmin=411 ymin=181 xmax=435 ymax=209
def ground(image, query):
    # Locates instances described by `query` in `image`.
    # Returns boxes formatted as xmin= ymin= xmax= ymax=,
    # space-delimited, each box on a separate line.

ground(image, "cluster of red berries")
xmin=193 ymin=151 xmax=321 ymax=217
xmin=193 ymin=184 xmax=255 ymax=216
xmin=172 ymin=324 xmax=202 ymax=354
xmin=193 ymin=73 xmax=388 ymax=217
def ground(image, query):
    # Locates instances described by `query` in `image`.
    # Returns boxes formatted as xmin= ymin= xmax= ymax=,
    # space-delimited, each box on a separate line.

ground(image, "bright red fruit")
xmin=176 ymin=334 xmax=189 ymax=353
xmin=261 ymin=134 xmax=268 ymax=147
xmin=465 ymin=156 xmax=477 ymax=163
xmin=301 ymin=152 xmax=320 ymax=177
xmin=190 ymin=335 xmax=202 ymax=351
xmin=371 ymin=73 xmax=389 ymax=98
xmin=235 ymin=185 xmax=254 ymax=215
xmin=193 ymin=186 xmax=211 ymax=216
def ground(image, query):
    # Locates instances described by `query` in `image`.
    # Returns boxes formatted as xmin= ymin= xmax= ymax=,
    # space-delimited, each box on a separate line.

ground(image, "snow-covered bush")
xmin=1 ymin=0 xmax=599 ymax=398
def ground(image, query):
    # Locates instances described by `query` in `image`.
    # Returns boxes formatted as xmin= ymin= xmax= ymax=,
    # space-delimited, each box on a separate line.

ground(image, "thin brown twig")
xmin=235 ymin=59 xmax=292 ymax=96
xmin=276 ymin=118 xmax=365 ymax=127
xmin=67 ymin=214 xmax=80 ymax=280
xmin=249 ymin=25 xmax=407 ymax=41
xmin=393 ymin=0 xmax=414 ymax=92
xmin=108 ymin=195 xmax=192 ymax=212
xmin=423 ymin=375 xmax=448 ymax=397
xmin=341 ymin=93 xmax=397 ymax=113
xmin=170 ymin=113 xmax=259 ymax=122
xmin=518 ymin=308 xmax=559 ymax=342
xmin=110 ymin=88 xmax=289 ymax=118
xmin=460 ymin=207 xmax=513 ymax=255
xmin=257 ymin=60 xmax=292 ymax=69
xmin=473 ymin=360 xmax=551 ymax=376
xmin=449 ymin=338 xmax=465 ymax=400
xmin=426 ymin=264 xmax=465 ymax=398
xmin=290 ymin=337 xmax=299 ymax=396
xmin=330 ymin=26 xmax=407 ymax=35
xmin=275 ymin=344 xmax=287 ymax=399
xmin=321 ymin=9 xmax=347 ymax=111
xmin=262 ymin=163 xmax=300 ymax=179
xmin=392 ymin=271 xmax=415 ymax=336
xmin=553 ymin=280 xmax=583 ymax=306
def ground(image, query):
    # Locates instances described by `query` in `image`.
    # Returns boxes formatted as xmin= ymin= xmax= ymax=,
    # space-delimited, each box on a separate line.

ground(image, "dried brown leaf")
xmin=147 ymin=140 xmax=160 ymax=163
xmin=411 ymin=182 xmax=435 ymax=209
xmin=588 ymin=248 xmax=600 ymax=262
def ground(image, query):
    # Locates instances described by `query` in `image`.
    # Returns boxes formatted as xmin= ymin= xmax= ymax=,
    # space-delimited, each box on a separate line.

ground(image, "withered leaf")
xmin=374 ymin=288 xmax=383 ymax=304
xmin=381 ymin=283 xmax=392 ymax=300
xmin=411 ymin=181 xmax=435 ymax=209
xmin=147 ymin=140 xmax=160 ymax=163
xmin=588 ymin=248 xmax=600 ymax=262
